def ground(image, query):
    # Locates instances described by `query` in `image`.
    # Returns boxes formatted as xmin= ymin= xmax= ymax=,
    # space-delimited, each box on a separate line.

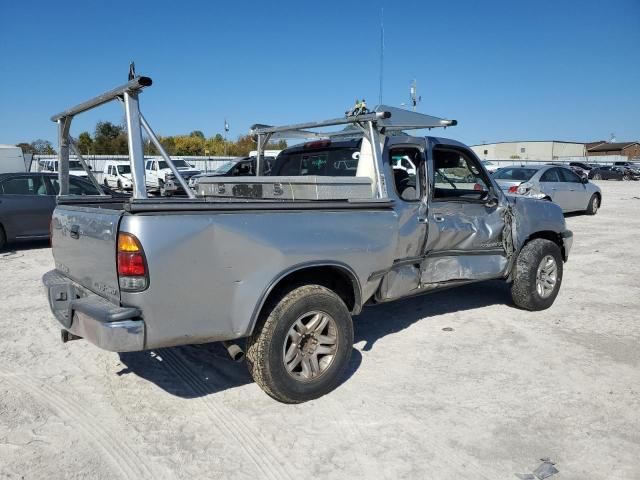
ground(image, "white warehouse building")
xmin=471 ymin=141 xmax=586 ymax=161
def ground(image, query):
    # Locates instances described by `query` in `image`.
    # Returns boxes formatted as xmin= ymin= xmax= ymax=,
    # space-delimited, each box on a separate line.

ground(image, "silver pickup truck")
xmin=43 ymin=75 xmax=572 ymax=403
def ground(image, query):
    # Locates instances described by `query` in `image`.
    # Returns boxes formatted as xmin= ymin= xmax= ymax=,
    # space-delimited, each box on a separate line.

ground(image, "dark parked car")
xmin=588 ymin=165 xmax=625 ymax=181
xmin=0 ymin=172 xmax=124 ymax=250
xmin=188 ymin=156 xmax=276 ymax=188
xmin=612 ymin=161 xmax=640 ymax=180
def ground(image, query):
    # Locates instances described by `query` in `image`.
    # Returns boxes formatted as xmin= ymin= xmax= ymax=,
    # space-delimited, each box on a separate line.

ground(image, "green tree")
xmin=77 ymin=131 xmax=93 ymax=155
xmin=30 ymin=139 xmax=56 ymax=155
xmin=189 ymin=130 xmax=205 ymax=139
xmin=94 ymin=121 xmax=128 ymax=154
xmin=17 ymin=142 xmax=36 ymax=154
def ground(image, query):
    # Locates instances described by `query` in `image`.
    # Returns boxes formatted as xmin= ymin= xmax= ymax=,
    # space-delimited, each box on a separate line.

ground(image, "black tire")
xmin=623 ymin=173 xmax=631 ymax=181
xmin=586 ymin=193 xmax=600 ymax=215
xmin=117 ymin=179 xmax=123 ymax=190
xmin=511 ymin=239 xmax=563 ymax=311
xmin=103 ymin=179 xmax=109 ymax=187
xmin=592 ymin=173 xmax=602 ymax=180
xmin=246 ymin=285 xmax=354 ymax=403
xmin=0 ymin=225 xmax=6 ymax=251
xmin=158 ymin=179 xmax=165 ymax=195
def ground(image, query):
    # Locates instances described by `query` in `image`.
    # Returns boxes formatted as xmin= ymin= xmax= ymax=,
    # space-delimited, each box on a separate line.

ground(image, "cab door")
xmin=420 ymin=143 xmax=509 ymax=287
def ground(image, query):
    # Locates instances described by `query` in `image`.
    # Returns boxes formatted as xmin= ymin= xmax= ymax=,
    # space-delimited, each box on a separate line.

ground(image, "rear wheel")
xmin=592 ymin=173 xmax=602 ymax=180
xmin=246 ymin=285 xmax=353 ymax=403
xmin=586 ymin=194 xmax=600 ymax=215
xmin=623 ymin=173 xmax=631 ymax=181
xmin=511 ymin=239 xmax=563 ymax=311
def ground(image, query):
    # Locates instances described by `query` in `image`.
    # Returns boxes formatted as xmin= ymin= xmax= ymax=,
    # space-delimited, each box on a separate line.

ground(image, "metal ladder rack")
xmin=250 ymin=105 xmax=457 ymax=198
xmin=51 ymin=74 xmax=196 ymax=200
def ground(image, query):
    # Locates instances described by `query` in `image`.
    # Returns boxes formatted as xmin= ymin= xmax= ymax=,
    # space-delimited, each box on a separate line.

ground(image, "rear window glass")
xmin=493 ymin=168 xmax=537 ymax=181
xmin=275 ymin=147 xmax=360 ymax=176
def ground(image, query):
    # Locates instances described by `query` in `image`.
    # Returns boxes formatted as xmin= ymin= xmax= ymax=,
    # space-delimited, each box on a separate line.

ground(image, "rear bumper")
xmin=42 ymin=270 xmax=145 ymax=352
xmin=561 ymin=230 xmax=573 ymax=261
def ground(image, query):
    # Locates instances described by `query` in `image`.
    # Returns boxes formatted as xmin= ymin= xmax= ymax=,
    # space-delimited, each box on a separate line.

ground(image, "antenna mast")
xmin=378 ymin=8 xmax=384 ymax=105
xmin=410 ymin=79 xmax=421 ymax=112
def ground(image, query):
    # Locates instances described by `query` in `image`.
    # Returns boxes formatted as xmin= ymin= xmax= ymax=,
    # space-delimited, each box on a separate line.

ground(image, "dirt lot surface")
xmin=1 ymin=181 xmax=639 ymax=479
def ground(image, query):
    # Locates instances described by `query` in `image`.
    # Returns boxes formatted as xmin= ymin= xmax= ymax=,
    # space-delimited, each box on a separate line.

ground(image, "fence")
xmin=31 ymin=154 xmax=236 ymax=174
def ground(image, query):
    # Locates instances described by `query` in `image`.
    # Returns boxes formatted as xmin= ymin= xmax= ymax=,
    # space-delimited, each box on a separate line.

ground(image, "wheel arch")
xmin=248 ymin=261 xmax=363 ymax=335
xmin=522 ymin=230 xmax=566 ymax=261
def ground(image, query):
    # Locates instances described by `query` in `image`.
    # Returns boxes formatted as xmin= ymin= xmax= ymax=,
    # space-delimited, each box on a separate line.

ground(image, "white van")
xmin=39 ymin=159 xmax=90 ymax=177
xmin=102 ymin=160 xmax=133 ymax=190
xmin=0 ymin=145 xmax=26 ymax=173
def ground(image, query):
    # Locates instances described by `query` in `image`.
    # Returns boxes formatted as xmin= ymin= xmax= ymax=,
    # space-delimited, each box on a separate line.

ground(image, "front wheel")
xmin=246 ymin=285 xmax=354 ymax=403
xmin=592 ymin=173 xmax=602 ymax=180
xmin=511 ymin=239 xmax=563 ymax=311
xmin=586 ymin=194 xmax=600 ymax=215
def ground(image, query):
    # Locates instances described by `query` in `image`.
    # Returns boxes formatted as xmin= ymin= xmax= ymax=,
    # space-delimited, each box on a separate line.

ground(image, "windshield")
xmin=159 ymin=159 xmax=189 ymax=169
xmin=117 ymin=165 xmax=131 ymax=175
xmin=69 ymin=160 xmax=83 ymax=171
xmin=213 ymin=161 xmax=236 ymax=174
xmin=493 ymin=167 xmax=538 ymax=181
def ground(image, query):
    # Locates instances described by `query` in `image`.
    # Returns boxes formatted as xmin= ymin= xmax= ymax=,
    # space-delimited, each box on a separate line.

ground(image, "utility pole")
xmin=378 ymin=8 xmax=384 ymax=106
xmin=224 ymin=118 xmax=229 ymax=156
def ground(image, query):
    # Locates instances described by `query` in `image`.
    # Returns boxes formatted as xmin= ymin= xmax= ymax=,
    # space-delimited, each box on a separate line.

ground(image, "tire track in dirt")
xmin=158 ymin=348 xmax=296 ymax=480
xmin=0 ymin=369 xmax=156 ymax=479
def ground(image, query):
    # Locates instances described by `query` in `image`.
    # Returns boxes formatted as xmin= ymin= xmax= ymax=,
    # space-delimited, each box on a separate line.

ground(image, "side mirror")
xmin=485 ymin=196 xmax=499 ymax=208
xmin=581 ymin=176 xmax=588 ymax=184
xmin=88 ymin=165 xmax=93 ymax=170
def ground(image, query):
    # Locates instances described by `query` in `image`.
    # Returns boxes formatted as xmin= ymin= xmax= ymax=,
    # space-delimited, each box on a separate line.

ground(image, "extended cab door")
xmin=420 ymin=143 xmax=509 ymax=286
xmin=376 ymin=137 xmax=429 ymax=301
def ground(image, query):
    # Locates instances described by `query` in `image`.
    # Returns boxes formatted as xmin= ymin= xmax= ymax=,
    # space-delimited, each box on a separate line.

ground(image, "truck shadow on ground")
xmin=117 ymin=279 xmax=510 ymax=399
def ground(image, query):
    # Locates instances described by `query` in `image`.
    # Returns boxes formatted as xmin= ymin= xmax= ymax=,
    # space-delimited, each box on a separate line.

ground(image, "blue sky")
xmin=1 ymin=0 xmax=638 ymax=147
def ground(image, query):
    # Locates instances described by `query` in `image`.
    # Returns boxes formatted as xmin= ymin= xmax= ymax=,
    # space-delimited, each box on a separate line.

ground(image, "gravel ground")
xmin=1 ymin=181 xmax=639 ymax=480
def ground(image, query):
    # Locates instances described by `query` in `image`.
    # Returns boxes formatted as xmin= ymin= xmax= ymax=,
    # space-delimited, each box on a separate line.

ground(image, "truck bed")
xmin=50 ymin=194 xmax=398 ymax=349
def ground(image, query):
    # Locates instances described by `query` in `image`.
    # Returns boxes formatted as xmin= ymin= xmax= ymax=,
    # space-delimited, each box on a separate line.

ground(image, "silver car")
xmin=493 ymin=165 xmax=602 ymax=214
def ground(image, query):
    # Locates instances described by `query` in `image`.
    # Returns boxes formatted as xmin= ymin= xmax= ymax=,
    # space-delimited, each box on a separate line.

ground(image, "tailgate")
xmin=51 ymin=205 xmax=124 ymax=303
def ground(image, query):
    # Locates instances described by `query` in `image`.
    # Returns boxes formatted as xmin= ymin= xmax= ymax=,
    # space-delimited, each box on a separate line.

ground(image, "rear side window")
xmin=49 ymin=177 xmax=100 ymax=195
xmin=559 ymin=168 xmax=581 ymax=183
xmin=540 ymin=168 xmax=561 ymax=182
xmin=1 ymin=176 xmax=47 ymax=195
xmin=275 ymin=147 xmax=360 ymax=176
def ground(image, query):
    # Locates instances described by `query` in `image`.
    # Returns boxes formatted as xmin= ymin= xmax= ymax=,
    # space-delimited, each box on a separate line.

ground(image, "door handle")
xmin=69 ymin=225 xmax=80 ymax=239
xmin=434 ymin=216 xmax=445 ymax=223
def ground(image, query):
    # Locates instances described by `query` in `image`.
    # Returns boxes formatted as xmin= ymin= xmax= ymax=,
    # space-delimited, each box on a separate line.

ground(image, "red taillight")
xmin=117 ymin=252 xmax=146 ymax=276
xmin=117 ymin=232 xmax=148 ymax=291
xmin=508 ymin=185 xmax=519 ymax=193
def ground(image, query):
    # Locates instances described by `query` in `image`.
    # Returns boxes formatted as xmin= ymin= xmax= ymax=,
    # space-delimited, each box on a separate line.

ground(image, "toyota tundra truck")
xmin=42 ymin=74 xmax=572 ymax=403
